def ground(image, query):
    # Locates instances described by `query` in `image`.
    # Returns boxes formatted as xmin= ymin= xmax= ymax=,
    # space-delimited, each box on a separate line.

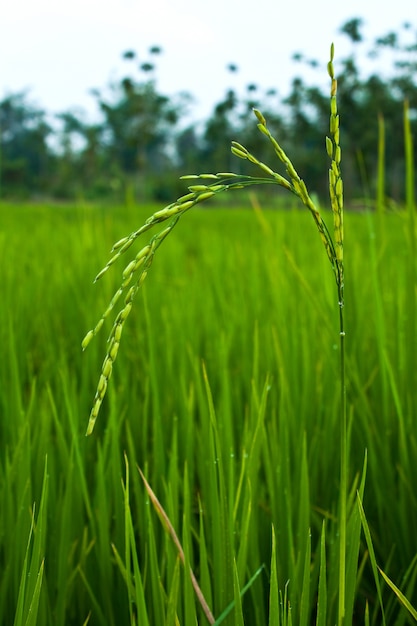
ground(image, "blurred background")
xmin=1 ymin=0 xmax=416 ymax=204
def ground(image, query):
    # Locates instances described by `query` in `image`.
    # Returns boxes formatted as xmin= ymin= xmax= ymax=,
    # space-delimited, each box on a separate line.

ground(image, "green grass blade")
xmin=214 ymin=565 xmax=265 ymax=625
xmin=268 ymin=526 xmax=280 ymax=626
xmin=198 ymin=496 xmax=213 ymax=615
xmin=110 ymin=454 xmax=150 ymax=626
xmin=23 ymin=560 xmax=44 ymax=626
xmin=181 ymin=463 xmax=198 ymax=626
xmin=123 ymin=454 xmax=134 ymax=625
xmin=166 ymin=557 xmax=181 ymax=626
xmin=315 ymin=522 xmax=327 ymax=626
xmin=139 ymin=466 xmax=215 ymax=624
xmin=299 ymin=529 xmax=311 ymax=626
xmin=13 ymin=457 xmax=48 ymax=626
xmin=76 ymin=566 xmax=108 ymax=626
xmin=357 ymin=493 xmax=387 ymax=626
xmin=345 ymin=451 xmax=368 ymax=624
xmin=365 ymin=601 xmax=370 ymax=626
xmin=13 ymin=515 xmax=34 ymax=626
xmin=378 ymin=568 xmax=417 ymax=622
xmin=111 ymin=543 xmax=134 ymax=599
xmin=201 ymin=362 xmax=234 ymax=617
xmin=232 ymin=559 xmax=245 ymax=626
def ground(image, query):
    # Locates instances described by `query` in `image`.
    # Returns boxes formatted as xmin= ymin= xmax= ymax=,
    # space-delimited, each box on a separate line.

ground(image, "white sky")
xmin=1 ymin=0 xmax=415 ymax=124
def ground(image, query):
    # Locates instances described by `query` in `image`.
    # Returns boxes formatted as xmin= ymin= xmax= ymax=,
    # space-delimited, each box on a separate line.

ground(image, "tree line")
xmin=1 ymin=18 xmax=417 ymax=205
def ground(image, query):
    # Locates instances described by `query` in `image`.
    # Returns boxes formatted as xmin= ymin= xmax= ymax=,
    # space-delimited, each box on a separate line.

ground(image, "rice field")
xmin=1 ymin=198 xmax=417 ymax=625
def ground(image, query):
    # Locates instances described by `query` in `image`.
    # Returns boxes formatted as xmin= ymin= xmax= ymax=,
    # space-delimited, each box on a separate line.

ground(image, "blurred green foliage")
xmin=1 ymin=18 xmax=417 ymax=203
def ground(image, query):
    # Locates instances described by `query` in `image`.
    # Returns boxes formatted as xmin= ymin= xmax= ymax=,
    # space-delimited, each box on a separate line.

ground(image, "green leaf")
xmin=378 ymin=568 xmax=417 ymax=621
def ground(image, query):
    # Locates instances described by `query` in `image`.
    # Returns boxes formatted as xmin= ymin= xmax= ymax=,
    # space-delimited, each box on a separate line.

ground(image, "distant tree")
xmin=175 ymin=125 xmax=200 ymax=171
xmin=284 ymin=18 xmax=417 ymax=201
xmin=340 ymin=18 xmax=364 ymax=43
xmin=202 ymin=88 xmax=239 ymax=171
xmin=0 ymin=92 xmax=52 ymax=196
xmin=53 ymin=111 xmax=108 ymax=198
xmin=2 ymin=21 xmax=417 ymax=202
xmin=122 ymin=50 xmax=136 ymax=61
xmin=91 ymin=48 xmax=191 ymax=195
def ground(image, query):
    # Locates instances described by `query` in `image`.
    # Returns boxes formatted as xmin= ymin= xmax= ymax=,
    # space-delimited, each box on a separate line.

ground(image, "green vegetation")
xmin=1 ymin=190 xmax=417 ymax=624
xmin=1 ymin=33 xmax=417 ymax=626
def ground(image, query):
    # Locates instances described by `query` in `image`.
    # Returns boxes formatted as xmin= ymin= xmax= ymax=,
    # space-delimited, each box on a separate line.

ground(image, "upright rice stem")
xmin=328 ymin=43 xmax=347 ymax=626
xmin=338 ymin=280 xmax=347 ymax=626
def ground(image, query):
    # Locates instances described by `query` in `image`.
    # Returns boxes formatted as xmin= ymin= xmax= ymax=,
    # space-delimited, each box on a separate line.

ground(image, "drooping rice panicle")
xmin=83 ymin=184 xmax=244 ymax=433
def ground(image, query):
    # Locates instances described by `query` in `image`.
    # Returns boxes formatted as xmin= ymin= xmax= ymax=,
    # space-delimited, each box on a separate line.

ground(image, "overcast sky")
xmin=1 ymin=0 xmax=415 ymax=123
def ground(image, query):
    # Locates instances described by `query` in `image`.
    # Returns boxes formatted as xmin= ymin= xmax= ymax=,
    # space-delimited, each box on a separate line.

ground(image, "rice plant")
xmin=2 ymin=44 xmax=416 ymax=626
xmin=83 ymin=44 xmax=344 ymax=445
xmin=81 ymin=44 xmax=357 ymax=624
